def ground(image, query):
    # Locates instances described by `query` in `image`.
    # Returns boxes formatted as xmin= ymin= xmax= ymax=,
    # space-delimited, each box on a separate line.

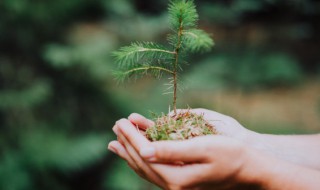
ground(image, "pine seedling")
xmin=113 ymin=0 xmax=216 ymax=141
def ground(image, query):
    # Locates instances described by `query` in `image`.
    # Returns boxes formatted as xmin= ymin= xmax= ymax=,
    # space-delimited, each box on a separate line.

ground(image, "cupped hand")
xmin=108 ymin=116 xmax=263 ymax=190
xmin=129 ymin=108 xmax=255 ymax=143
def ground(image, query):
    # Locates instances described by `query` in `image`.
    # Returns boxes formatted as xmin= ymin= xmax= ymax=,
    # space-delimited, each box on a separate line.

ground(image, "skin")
xmin=108 ymin=109 xmax=320 ymax=190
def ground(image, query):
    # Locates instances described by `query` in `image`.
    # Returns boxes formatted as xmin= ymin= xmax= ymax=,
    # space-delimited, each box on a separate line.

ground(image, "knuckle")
xmin=158 ymin=146 xmax=174 ymax=161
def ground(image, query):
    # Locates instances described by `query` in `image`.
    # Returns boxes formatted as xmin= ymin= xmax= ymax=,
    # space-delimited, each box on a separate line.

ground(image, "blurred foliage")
xmin=0 ymin=0 xmax=121 ymax=190
xmin=199 ymin=0 xmax=320 ymax=25
xmin=184 ymin=52 xmax=303 ymax=91
xmin=104 ymin=159 xmax=159 ymax=190
xmin=0 ymin=0 xmax=319 ymax=189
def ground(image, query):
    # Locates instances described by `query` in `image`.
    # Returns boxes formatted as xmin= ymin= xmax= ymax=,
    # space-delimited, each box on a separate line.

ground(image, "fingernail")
xmin=128 ymin=113 xmax=137 ymax=120
xmin=140 ymin=147 xmax=155 ymax=159
xmin=113 ymin=127 xmax=119 ymax=135
xmin=116 ymin=119 xmax=127 ymax=131
xmin=108 ymin=145 xmax=117 ymax=154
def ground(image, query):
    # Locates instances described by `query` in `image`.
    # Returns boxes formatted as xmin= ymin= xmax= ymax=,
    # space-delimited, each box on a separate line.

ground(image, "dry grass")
xmin=146 ymin=111 xmax=217 ymax=141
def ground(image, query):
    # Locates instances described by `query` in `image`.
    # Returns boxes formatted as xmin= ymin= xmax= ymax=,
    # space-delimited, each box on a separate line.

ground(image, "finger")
xmin=118 ymin=134 xmax=146 ymax=169
xmin=128 ymin=113 xmax=154 ymax=130
xmin=116 ymin=120 xmax=164 ymax=186
xmin=116 ymin=135 xmax=147 ymax=177
xmin=117 ymin=119 xmax=150 ymax=150
xmin=108 ymin=140 xmax=129 ymax=159
xmin=108 ymin=140 xmax=140 ymax=171
xmin=113 ymin=122 xmax=144 ymax=145
xmin=116 ymin=129 xmax=146 ymax=145
xmin=118 ymin=133 xmax=165 ymax=187
xmin=140 ymin=137 xmax=210 ymax=163
xmin=112 ymin=124 xmax=120 ymax=135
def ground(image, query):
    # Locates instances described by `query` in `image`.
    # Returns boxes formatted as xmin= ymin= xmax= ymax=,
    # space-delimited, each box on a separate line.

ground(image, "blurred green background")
xmin=0 ymin=0 xmax=319 ymax=189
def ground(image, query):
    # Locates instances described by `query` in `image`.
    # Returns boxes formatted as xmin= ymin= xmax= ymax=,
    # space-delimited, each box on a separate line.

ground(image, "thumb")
xmin=139 ymin=138 xmax=208 ymax=163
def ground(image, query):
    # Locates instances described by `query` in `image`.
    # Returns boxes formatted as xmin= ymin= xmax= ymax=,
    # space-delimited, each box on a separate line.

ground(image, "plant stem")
xmin=172 ymin=17 xmax=183 ymax=115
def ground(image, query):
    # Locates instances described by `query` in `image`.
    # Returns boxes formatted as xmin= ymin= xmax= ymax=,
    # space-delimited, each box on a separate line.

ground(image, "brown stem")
xmin=172 ymin=17 xmax=183 ymax=115
xmin=173 ymin=58 xmax=178 ymax=115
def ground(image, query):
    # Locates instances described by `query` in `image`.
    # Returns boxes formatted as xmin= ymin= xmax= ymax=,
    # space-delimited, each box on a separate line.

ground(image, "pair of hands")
xmin=108 ymin=109 xmax=265 ymax=189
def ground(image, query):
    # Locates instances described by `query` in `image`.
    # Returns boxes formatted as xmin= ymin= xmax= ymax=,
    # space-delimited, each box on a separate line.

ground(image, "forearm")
xmin=247 ymin=132 xmax=320 ymax=170
xmin=242 ymin=148 xmax=320 ymax=190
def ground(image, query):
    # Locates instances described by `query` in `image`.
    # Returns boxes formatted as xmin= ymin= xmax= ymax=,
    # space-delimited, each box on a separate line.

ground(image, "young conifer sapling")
xmin=113 ymin=0 xmax=217 ymax=141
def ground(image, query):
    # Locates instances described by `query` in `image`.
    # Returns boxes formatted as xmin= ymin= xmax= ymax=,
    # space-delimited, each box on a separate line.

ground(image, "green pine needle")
xmin=169 ymin=0 xmax=199 ymax=30
xmin=112 ymin=0 xmax=214 ymax=111
xmin=183 ymin=29 xmax=214 ymax=52
xmin=112 ymin=42 xmax=175 ymax=68
xmin=114 ymin=65 xmax=174 ymax=82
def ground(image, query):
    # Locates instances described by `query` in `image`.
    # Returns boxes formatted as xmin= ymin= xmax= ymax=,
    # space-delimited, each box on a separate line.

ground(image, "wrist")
xmin=244 ymin=151 xmax=320 ymax=190
xmin=237 ymin=147 xmax=277 ymax=188
xmin=237 ymin=146 xmax=316 ymax=190
xmin=241 ymin=131 xmax=273 ymax=155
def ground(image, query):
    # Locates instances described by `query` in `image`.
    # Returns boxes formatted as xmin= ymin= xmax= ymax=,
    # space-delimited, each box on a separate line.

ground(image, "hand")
xmin=108 ymin=109 xmax=320 ymax=190
xmin=129 ymin=108 xmax=256 ymax=143
xmin=109 ymin=117 xmax=262 ymax=190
